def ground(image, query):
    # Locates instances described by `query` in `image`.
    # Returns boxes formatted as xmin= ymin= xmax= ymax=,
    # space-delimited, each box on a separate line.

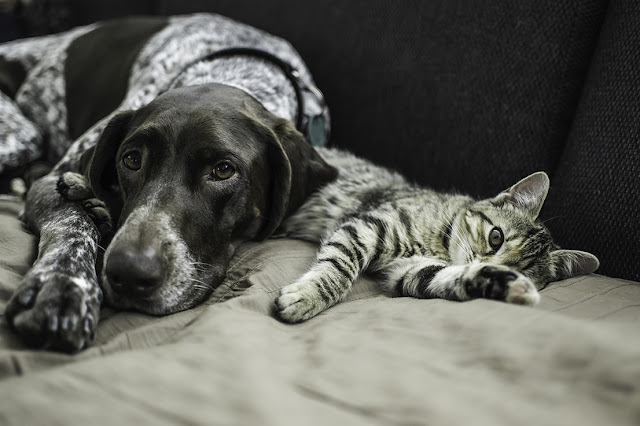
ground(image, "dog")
xmin=0 ymin=14 xmax=337 ymax=352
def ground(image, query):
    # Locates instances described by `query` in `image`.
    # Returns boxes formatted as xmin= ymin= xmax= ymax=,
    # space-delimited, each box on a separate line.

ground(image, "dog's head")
xmin=84 ymin=84 xmax=337 ymax=314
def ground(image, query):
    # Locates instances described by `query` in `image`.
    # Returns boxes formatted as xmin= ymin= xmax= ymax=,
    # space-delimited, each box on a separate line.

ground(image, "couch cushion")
xmin=0 ymin=197 xmax=36 ymax=314
xmin=542 ymin=0 xmax=640 ymax=282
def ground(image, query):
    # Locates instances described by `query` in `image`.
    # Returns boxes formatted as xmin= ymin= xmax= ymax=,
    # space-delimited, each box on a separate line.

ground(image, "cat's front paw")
xmin=275 ymin=281 xmax=327 ymax=323
xmin=5 ymin=271 xmax=102 ymax=352
xmin=467 ymin=265 xmax=540 ymax=306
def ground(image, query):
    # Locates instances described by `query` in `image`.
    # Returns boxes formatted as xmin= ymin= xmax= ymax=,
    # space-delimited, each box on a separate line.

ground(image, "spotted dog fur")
xmin=0 ymin=91 xmax=42 ymax=173
xmin=0 ymin=25 xmax=98 ymax=166
xmin=0 ymin=14 xmax=330 ymax=351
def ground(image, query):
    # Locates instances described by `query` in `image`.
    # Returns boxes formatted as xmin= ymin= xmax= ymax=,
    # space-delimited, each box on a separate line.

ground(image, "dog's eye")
xmin=213 ymin=161 xmax=235 ymax=180
xmin=123 ymin=151 xmax=142 ymax=171
xmin=488 ymin=227 xmax=504 ymax=252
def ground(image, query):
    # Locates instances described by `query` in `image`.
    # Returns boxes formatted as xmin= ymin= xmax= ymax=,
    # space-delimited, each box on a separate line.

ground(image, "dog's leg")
xmin=4 ymin=174 xmax=103 ymax=352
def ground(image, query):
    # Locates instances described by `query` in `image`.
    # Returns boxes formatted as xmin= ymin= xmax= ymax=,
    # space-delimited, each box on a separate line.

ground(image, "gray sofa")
xmin=0 ymin=1 xmax=639 ymax=424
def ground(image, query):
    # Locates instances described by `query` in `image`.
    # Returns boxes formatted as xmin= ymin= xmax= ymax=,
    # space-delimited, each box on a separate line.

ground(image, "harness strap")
xmin=163 ymin=47 xmax=328 ymax=146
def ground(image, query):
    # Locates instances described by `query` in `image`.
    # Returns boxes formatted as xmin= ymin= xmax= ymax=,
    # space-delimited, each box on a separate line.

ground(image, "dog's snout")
xmin=105 ymin=247 xmax=166 ymax=297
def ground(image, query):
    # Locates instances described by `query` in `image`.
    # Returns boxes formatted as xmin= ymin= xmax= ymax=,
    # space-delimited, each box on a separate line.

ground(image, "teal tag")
xmin=306 ymin=115 xmax=326 ymax=147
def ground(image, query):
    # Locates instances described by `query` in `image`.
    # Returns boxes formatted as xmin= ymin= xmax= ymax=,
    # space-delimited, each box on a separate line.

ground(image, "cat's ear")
xmin=550 ymin=249 xmax=600 ymax=280
xmin=491 ymin=172 xmax=550 ymax=220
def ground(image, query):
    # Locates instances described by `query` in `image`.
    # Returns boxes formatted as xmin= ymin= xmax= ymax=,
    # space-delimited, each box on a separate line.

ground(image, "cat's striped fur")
xmin=275 ymin=148 xmax=599 ymax=322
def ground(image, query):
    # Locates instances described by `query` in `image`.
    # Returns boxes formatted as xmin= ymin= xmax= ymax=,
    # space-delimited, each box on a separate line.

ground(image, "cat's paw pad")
xmin=504 ymin=278 xmax=540 ymax=306
xmin=57 ymin=172 xmax=92 ymax=201
xmin=469 ymin=265 xmax=539 ymax=306
xmin=275 ymin=282 xmax=326 ymax=323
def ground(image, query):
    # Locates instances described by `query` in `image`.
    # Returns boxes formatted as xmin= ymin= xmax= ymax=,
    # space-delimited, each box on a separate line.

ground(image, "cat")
xmin=275 ymin=147 xmax=599 ymax=322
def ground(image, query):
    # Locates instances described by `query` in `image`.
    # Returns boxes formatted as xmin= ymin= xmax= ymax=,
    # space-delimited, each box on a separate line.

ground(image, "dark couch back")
xmin=63 ymin=0 xmax=640 ymax=281
xmin=544 ymin=0 xmax=640 ymax=281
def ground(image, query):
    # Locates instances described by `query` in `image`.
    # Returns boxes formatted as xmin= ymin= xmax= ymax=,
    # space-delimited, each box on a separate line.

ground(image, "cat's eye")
xmin=123 ymin=150 xmax=142 ymax=171
xmin=212 ymin=161 xmax=235 ymax=180
xmin=489 ymin=227 xmax=504 ymax=252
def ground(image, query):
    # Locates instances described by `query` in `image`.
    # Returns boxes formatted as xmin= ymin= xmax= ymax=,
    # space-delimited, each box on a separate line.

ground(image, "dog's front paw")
xmin=275 ymin=282 xmax=327 ymax=323
xmin=5 ymin=271 xmax=102 ymax=352
xmin=57 ymin=172 xmax=92 ymax=200
xmin=81 ymin=198 xmax=112 ymax=238
xmin=57 ymin=173 xmax=112 ymax=239
xmin=467 ymin=265 xmax=540 ymax=306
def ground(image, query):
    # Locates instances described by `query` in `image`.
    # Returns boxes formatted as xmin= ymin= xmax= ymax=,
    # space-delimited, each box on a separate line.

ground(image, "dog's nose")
xmin=105 ymin=247 xmax=166 ymax=297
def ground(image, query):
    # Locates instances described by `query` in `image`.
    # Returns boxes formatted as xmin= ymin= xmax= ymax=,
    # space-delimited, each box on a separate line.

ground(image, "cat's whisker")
xmin=445 ymin=222 xmax=467 ymax=254
xmin=451 ymin=229 xmax=469 ymax=256
xmin=453 ymin=237 xmax=466 ymax=254
xmin=542 ymin=216 xmax=562 ymax=224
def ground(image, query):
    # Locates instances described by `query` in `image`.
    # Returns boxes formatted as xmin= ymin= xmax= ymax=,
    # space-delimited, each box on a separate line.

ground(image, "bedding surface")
xmin=0 ymin=198 xmax=638 ymax=425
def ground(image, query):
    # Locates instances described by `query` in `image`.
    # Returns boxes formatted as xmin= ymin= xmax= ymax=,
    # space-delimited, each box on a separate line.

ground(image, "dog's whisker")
xmin=189 ymin=277 xmax=214 ymax=290
xmin=188 ymin=261 xmax=214 ymax=273
xmin=189 ymin=261 xmax=214 ymax=268
xmin=192 ymin=284 xmax=213 ymax=292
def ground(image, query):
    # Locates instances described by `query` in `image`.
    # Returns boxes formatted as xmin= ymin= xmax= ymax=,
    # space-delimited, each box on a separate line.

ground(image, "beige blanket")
xmin=0 ymin=198 xmax=638 ymax=425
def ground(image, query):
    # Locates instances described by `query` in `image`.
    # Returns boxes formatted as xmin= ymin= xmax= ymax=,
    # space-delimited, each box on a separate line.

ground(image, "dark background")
xmin=2 ymin=0 xmax=638 ymax=281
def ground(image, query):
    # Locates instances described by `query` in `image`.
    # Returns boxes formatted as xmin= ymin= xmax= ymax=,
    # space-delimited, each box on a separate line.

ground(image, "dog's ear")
xmin=83 ymin=111 xmax=135 ymax=217
xmin=255 ymin=116 xmax=337 ymax=240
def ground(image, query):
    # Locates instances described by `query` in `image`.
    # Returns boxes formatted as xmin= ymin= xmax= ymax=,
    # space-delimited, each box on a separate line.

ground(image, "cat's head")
xmin=449 ymin=172 xmax=599 ymax=289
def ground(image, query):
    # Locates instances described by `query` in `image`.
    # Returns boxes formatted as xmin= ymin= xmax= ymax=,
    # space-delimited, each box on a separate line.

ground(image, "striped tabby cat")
xmin=275 ymin=148 xmax=599 ymax=322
